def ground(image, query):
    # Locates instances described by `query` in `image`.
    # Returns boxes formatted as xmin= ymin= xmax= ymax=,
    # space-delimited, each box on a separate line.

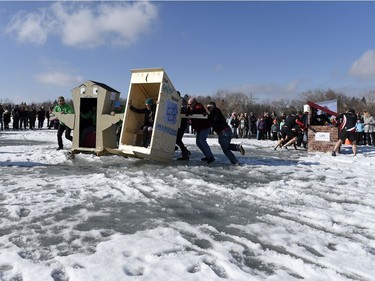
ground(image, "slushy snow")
xmin=0 ymin=129 xmax=374 ymax=281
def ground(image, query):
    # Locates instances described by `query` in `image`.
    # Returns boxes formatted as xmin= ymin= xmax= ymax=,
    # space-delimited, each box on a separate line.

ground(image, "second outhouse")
xmin=106 ymin=68 xmax=181 ymax=162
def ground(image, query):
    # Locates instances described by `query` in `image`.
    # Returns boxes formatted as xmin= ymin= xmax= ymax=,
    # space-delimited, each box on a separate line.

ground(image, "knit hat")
xmin=145 ymin=98 xmax=154 ymax=105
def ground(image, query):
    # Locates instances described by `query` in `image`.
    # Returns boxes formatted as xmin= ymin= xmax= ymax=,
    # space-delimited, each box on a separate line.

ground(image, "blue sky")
xmin=1 ymin=1 xmax=375 ymax=104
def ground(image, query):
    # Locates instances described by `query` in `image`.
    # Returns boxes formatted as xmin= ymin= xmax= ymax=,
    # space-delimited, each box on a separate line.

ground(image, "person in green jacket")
xmin=53 ymin=96 xmax=74 ymax=150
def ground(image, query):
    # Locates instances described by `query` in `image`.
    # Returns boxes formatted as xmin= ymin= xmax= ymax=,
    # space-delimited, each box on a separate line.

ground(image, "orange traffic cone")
xmin=345 ymin=138 xmax=352 ymax=145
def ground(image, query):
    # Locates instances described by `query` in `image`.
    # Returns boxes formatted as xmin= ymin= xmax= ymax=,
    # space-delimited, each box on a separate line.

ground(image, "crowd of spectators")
xmin=205 ymin=108 xmax=375 ymax=150
xmin=0 ymin=103 xmax=58 ymax=131
xmin=2 ymin=101 xmax=375 ymax=150
xmin=222 ymin=110 xmax=283 ymax=141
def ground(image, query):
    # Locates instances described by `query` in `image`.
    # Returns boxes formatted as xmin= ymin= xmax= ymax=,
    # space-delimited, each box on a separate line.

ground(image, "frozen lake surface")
xmin=1 ymin=130 xmax=374 ymax=281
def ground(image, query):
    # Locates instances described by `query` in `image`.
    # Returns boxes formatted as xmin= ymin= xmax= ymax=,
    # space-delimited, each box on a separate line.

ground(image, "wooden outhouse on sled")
xmin=52 ymin=80 xmax=123 ymax=155
xmin=106 ymin=68 xmax=182 ymax=163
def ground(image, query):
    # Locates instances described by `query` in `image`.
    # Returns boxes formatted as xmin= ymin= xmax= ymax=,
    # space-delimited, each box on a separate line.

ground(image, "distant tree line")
xmin=188 ymin=88 xmax=375 ymax=117
xmin=2 ymin=88 xmax=375 ymax=117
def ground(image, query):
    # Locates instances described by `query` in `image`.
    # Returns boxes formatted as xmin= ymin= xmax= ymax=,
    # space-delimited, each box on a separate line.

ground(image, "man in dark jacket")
xmin=186 ymin=98 xmax=215 ymax=164
xmin=37 ymin=106 xmax=46 ymax=129
xmin=12 ymin=105 xmax=20 ymax=130
xmin=207 ymin=102 xmax=245 ymax=165
xmin=130 ymin=98 xmax=156 ymax=148
xmin=175 ymin=94 xmax=190 ymax=160
xmin=264 ymin=112 xmax=273 ymax=140
xmin=0 ymin=104 xmax=3 ymax=131
xmin=249 ymin=112 xmax=257 ymax=138
xmin=332 ymin=109 xmax=358 ymax=156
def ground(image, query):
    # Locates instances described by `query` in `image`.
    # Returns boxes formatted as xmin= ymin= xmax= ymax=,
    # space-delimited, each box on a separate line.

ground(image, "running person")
xmin=274 ymin=111 xmax=305 ymax=150
xmin=332 ymin=109 xmax=358 ymax=156
xmin=53 ymin=96 xmax=74 ymax=150
xmin=206 ymin=102 xmax=245 ymax=165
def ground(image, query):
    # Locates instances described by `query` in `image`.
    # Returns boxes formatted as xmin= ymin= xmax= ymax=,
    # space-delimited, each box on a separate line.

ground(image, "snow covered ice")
xmin=0 ymin=129 xmax=375 ymax=281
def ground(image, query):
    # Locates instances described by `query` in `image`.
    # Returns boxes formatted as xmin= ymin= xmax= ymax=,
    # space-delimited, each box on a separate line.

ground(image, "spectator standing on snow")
xmin=363 ymin=111 xmax=375 ymax=146
xmin=238 ymin=113 xmax=246 ymax=138
xmin=12 ymin=105 xmax=20 ymax=130
xmin=271 ymin=118 xmax=280 ymax=141
xmin=53 ymin=96 xmax=74 ymax=150
xmin=249 ymin=112 xmax=257 ymax=138
xmin=206 ymin=102 xmax=245 ymax=165
xmin=46 ymin=107 xmax=52 ymax=129
xmin=332 ymin=109 xmax=358 ymax=157
xmin=0 ymin=104 xmax=3 ymax=131
xmin=300 ymin=111 xmax=310 ymax=149
xmin=264 ymin=112 xmax=273 ymax=140
xmin=243 ymin=113 xmax=250 ymax=138
xmin=3 ymin=106 xmax=11 ymax=130
xmin=226 ymin=113 xmax=232 ymax=132
xmin=37 ymin=106 xmax=46 ymax=129
xmin=230 ymin=113 xmax=239 ymax=138
xmin=257 ymin=115 xmax=266 ymax=140
xmin=19 ymin=105 xmax=28 ymax=130
xmin=355 ymin=118 xmax=365 ymax=145
xmin=271 ymin=111 xmax=278 ymax=120
xmin=29 ymin=107 xmax=37 ymax=130
xmin=186 ymin=97 xmax=215 ymax=164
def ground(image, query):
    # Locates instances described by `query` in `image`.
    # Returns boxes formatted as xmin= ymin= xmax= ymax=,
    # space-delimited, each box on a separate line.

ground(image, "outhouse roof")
xmin=90 ymin=80 xmax=120 ymax=93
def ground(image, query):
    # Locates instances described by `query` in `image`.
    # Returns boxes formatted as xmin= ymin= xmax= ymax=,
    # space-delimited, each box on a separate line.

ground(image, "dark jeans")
xmin=356 ymin=132 xmax=365 ymax=145
xmin=142 ymin=126 xmax=152 ymax=147
xmin=218 ymin=128 xmax=239 ymax=164
xmin=20 ymin=117 xmax=27 ymax=129
xmin=176 ymin=124 xmax=188 ymax=152
xmin=13 ymin=117 xmax=19 ymax=129
xmin=57 ymin=123 xmax=73 ymax=148
xmin=365 ymin=132 xmax=375 ymax=146
xmin=38 ymin=119 xmax=45 ymax=128
xmin=196 ymin=128 xmax=213 ymax=158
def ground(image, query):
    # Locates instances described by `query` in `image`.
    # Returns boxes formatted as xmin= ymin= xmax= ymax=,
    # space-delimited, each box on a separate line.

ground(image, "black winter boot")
xmin=177 ymin=150 xmax=190 ymax=160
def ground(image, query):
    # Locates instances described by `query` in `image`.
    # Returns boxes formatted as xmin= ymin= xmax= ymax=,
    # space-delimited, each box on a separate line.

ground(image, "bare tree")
xmin=363 ymin=90 xmax=375 ymax=114
xmin=301 ymin=88 xmax=344 ymax=103
xmin=211 ymin=90 xmax=257 ymax=115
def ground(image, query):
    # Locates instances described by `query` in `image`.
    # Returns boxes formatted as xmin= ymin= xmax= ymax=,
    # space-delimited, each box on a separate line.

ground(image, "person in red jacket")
xmin=186 ymin=98 xmax=215 ymax=164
